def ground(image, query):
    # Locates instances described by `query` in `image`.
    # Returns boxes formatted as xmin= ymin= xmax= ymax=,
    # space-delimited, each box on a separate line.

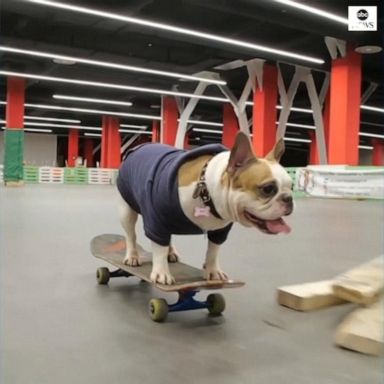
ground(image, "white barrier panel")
xmin=88 ymin=168 xmax=114 ymax=185
xmin=297 ymin=166 xmax=384 ymax=199
xmin=38 ymin=167 xmax=64 ymax=184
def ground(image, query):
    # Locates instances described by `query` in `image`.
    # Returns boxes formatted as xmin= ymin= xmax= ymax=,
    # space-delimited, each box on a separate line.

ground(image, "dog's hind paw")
xmin=167 ymin=252 xmax=179 ymax=263
xmin=167 ymin=245 xmax=180 ymax=263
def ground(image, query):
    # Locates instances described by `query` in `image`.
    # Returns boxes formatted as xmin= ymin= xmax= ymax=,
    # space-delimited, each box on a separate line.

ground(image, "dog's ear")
xmin=226 ymin=132 xmax=257 ymax=176
xmin=266 ymin=138 xmax=285 ymax=163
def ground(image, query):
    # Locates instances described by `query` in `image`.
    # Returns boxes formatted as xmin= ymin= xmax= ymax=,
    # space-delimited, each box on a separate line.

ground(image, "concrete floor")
xmin=1 ymin=184 xmax=383 ymax=384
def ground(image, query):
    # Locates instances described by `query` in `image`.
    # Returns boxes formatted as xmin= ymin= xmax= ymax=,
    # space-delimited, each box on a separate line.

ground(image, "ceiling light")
xmin=276 ymin=121 xmax=316 ymax=129
xmin=355 ymin=45 xmax=382 ymax=54
xmin=284 ymin=137 xmax=312 ymax=143
xmin=52 ymin=57 xmax=76 ymax=65
xmin=246 ymin=102 xmax=314 ymax=113
xmin=22 ymin=101 xmax=161 ymax=120
xmin=84 ymin=133 xmax=102 ymax=137
xmin=0 ymin=70 xmax=229 ymax=103
xmin=359 ymin=133 xmax=384 ymax=139
xmin=24 ymin=128 xmax=53 ymax=133
xmin=270 ymin=0 xmax=348 ymax=24
xmin=0 ymin=46 xmax=226 ymax=85
xmin=358 ymin=145 xmax=373 ymax=150
xmin=185 ymin=119 xmax=223 ymax=127
xmin=192 ymin=128 xmax=222 ymax=134
xmin=361 ymin=105 xmax=384 ymax=113
xmin=120 ymin=124 xmax=148 ymax=129
xmin=24 ymin=121 xmax=102 ymax=130
xmin=53 ymin=94 xmax=133 ymax=107
xmin=24 ymin=0 xmax=324 ymax=64
xmin=24 ymin=115 xmax=81 ymax=123
xmin=276 ymin=105 xmax=313 ymax=113
xmin=361 ymin=121 xmax=384 ymax=128
xmin=120 ymin=129 xmax=152 ymax=135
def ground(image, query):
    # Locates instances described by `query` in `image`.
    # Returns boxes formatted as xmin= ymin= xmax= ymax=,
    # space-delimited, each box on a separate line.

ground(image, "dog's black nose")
xmin=281 ymin=194 xmax=293 ymax=204
xmin=281 ymin=193 xmax=293 ymax=216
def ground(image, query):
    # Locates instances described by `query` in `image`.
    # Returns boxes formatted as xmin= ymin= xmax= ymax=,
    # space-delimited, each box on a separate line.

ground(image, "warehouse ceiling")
xmin=0 ymin=0 xmax=383 ymax=151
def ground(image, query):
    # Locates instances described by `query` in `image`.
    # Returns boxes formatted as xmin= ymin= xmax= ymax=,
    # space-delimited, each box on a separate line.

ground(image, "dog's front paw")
xmin=123 ymin=251 xmax=142 ymax=267
xmin=150 ymin=269 xmax=175 ymax=285
xmin=204 ymin=266 xmax=229 ymax=281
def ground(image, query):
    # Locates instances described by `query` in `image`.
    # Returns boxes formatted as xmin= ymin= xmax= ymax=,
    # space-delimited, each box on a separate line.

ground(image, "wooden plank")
xmin=335 ymin=299 xmax=383 ymax=356
xmin=277 ymin=280 xmax=347 ymax=311
xmin=333 ymin=257 xmax=384 ymax=305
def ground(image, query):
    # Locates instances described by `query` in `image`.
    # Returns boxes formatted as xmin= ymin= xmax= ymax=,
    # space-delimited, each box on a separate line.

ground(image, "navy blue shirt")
xmin=117 ymin=143 xmax=233 ymax=246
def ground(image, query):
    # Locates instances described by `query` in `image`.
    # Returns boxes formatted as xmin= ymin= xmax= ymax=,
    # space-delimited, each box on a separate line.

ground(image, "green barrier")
xmin=64 ymin=167 xmax=89 ymax=184
xmin=285 ymin=167 xmax=307 ymax=198
xmin=3 ymin=129 xmax=24 ymax=182
xmin=23 ymin=166 xmax=39 ymax=183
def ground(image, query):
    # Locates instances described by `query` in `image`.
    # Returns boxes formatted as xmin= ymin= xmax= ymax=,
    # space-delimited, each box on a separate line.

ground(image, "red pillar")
xmin=162 ymin=96 xmax=178 ymax=146
xmin=83 ymin=138 xmax=94 ymax=167
xmin=308 ymin=131 xmax=319 ymax=165
xmin=6 ymin=77 xmax=25 ymax=129
xmin=328 ymin=45 xmax=362 ymax=165
xmin=67 ymin=129 xmax=79 ymax=167
xmin=252 ymin=64 xmax=278 ymax=157
xmin=101 ymin=116 xmax=121 ymax=168
xmin=152 ymin=120 xmax=160 ymax=143
xmin=4 ymin=77 xmax=25 ymax=184
xmin=323 ymin=91 xmax=331 ymax=149
xmin=309 ymin=92 xmax=331 ymax=165
xmin=372 ymin=139 xmax=384 ymax=166
xmin=101 ymin=116 xmax=109 ymax=168
xmin=222 ymin=104 xmax=239 ymax=148
xmin=184 ymin=130 xmax=190 ymax=149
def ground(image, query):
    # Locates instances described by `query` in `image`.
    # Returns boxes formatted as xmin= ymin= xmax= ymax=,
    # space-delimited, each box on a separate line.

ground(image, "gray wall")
xmin=0 ymin=132 xmax=57 ymax=166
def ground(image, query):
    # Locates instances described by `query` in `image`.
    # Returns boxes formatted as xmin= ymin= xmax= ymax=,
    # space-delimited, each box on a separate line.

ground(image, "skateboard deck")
xmin=91 ymin=234 xmax=245 ymax=292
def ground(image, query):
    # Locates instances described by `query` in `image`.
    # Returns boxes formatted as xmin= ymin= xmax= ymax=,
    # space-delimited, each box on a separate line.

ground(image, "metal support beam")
xmin=175 ymin=82 xmax=209 ymax=148
xmin=121 ymin=134 xmax=140 ymax=154
xmin=218 ymin=75 xmax=255 ymax=136
xmin=276 ymin=67 xmax=304 ymax=139
xmin=319 ymin=73 xmax=330 ymax=105
xmin=305 ymin=72 xmax=328 ymax=164
xmin=277 ymin=65 xmax=328 ymax=164
xmin=324 ymin=36 xmax=346 ymax=59
xmin=361 ymin=82 xmax=378 ymax=104
xmin=246 ymin=58 xmax=265 ymax=92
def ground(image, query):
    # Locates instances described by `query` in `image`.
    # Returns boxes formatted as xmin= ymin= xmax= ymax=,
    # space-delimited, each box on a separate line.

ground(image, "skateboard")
xmin=91 ymin=234 xmax=245 ymax=322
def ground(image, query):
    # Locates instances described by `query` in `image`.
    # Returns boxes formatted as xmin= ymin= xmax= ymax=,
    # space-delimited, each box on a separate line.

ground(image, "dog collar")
xmin=192 ymin=160 xmax=223 ymax=220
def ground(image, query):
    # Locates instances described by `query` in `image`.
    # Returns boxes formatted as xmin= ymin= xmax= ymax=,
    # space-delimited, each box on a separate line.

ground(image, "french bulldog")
xmin=117 ymin=132 xmax=293 ymax=285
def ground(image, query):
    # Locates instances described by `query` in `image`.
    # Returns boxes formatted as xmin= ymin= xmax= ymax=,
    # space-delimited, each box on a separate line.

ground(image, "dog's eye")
xmin=260 ymin=183 xmax=278 ymax=197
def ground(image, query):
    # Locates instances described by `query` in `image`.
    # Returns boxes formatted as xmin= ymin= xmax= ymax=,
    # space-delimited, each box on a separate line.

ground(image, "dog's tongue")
xmin=266 ymin=218 xmax=291 ymax=234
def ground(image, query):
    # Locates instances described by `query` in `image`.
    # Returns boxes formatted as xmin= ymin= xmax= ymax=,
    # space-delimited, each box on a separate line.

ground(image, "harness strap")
xmin=192 ymin=160 xmax=223 ymax=220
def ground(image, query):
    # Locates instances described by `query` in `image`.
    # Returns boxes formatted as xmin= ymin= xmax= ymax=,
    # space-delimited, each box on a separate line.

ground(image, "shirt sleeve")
xmin=207 ymin=223 xmax=233 ymax=245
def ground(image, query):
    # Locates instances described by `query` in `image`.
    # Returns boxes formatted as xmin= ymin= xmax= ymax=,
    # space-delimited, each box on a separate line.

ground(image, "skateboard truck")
xmin=97 ymin=267 xmax=226 ymax=322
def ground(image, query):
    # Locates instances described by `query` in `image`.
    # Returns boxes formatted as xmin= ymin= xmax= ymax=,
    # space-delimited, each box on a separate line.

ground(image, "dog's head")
xmin=224 ymin=132 xmax=293 ymax=235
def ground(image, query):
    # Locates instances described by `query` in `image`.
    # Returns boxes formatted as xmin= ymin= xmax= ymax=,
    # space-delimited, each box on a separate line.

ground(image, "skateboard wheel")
xmin=207 ymin=293 xmax=226 ymax=315
xmin=96 ymin=267 xmax=110 ymax=284
xmin=149 ymin=298 xmax=168 ymax=322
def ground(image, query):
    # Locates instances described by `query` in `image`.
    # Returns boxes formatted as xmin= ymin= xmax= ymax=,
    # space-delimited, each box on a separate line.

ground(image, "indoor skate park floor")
xmin=1 ymin=184 xmax=383 ymax=384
